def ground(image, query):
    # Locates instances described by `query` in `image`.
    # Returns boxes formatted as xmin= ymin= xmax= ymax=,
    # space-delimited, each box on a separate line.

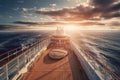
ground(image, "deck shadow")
xmin=68 ymin=49 xmax=89 ymax=80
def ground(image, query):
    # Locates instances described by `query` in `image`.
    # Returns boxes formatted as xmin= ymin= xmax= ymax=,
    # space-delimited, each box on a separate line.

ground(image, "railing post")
xmin=8 ymin=52 xmax=9 ymax=61
xmin=5 ymin=64 xmax=8 ymax=80
xmin=39 ymin=41 xmax=40 ymax=50
xmin=28 ymin=49 xmax=30 ymax=61
xmin=17 ymin=56 xmax=19 ymax=74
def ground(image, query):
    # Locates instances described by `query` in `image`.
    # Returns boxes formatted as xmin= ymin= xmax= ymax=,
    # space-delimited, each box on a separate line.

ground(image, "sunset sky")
xmin=0 ymin=0 xmax=120 ymax=30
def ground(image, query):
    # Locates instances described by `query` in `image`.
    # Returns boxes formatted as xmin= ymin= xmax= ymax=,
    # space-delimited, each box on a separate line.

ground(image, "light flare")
xmin=64 ymin=25 xmax=79 ymax=31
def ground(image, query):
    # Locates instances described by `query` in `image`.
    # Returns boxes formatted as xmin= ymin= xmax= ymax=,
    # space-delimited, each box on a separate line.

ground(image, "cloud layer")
xmin=12 ymin=0 xmax=120 ymax=30
xmin=36 ymin=0 xmax=120 ymax=21
xmin=13 ymin=20 xmax=106 ymax=26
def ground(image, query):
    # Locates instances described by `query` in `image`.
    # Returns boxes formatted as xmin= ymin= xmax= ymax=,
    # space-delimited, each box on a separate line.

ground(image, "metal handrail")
xmin=84 ymin=49 xmax=119 ymax=79
xmin=0 ymin=37 xmax=44 ymax=58
xmin=73 ymin=41 xmax=120 ymax=80
xmin=0 ymin=38 xmax=50 ymax=67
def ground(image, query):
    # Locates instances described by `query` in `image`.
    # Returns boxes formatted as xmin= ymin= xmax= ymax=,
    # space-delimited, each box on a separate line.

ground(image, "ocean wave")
xmin=77 ymin=31 xmax=120 ymax=75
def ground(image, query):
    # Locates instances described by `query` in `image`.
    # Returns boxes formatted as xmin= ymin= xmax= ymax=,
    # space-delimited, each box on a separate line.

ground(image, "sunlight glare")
xmin=64 ymin=25 xmax=79 ymax=31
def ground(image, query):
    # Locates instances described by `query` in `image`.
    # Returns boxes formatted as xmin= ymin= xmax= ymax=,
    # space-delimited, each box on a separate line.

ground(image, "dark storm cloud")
xmin=91 ymin=0 xmax=120 ymax=19
xmin=35 ymin=0 xmax=120 ymax=21
xmin=109 ymin=21 xmax=120 ymax=26
xmin=90 ymin=0 xmax=117 ymax=8
xmin=108 ymin=2 xmax=120 ymax=11
xmin=79 ymin=22 xmax=105 ymax=26
xmin=36 ymin=6 xmax=98 ymax=21
xmin=14 ymin=21 xmax=40 ymax=25
xmin=14 ymin=21 xmax=66 ymax=26
xmin=108 ymin=21 xmax=120 ymax=29
xmin=14 ymin=21 xmax=64 ymax=25
xmin=0 ymin=25 xmax=28 ymax=30
xmin=13 ymin=20 xmax=105 ymax=26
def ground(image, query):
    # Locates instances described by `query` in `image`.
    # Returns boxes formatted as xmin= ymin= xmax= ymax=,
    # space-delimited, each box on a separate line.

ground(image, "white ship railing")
xmin=71 ymin=41 xmax=120 ymax=80
xmin=1 ymin=37 xmax=119 ymax=80
xmin=0 ymin=38 xmax=50 ymax=80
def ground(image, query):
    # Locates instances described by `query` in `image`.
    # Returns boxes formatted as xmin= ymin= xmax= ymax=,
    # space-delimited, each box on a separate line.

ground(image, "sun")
xmin=64 ymin=25 xmax=79 ymax=31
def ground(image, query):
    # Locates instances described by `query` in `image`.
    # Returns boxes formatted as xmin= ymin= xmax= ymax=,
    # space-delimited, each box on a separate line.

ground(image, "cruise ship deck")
xmin=0 ymin=27 xmax=119 ymax=80
xmin=21 ymin=48 xmax=89 ymax=80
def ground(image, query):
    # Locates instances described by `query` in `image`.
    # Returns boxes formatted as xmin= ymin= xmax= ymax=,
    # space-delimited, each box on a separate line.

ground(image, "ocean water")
xmin=68 ymin=30 xmax=120 ymax=76
xmin=0 ymin=30 xmax=52 ymax=53
xmin=0 ymin=30 xmax=120 ymax=76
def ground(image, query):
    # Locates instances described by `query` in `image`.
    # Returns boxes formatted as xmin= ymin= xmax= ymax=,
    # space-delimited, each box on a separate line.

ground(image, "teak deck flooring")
xmin=21 ymin=49 xmax=89 ymax=80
